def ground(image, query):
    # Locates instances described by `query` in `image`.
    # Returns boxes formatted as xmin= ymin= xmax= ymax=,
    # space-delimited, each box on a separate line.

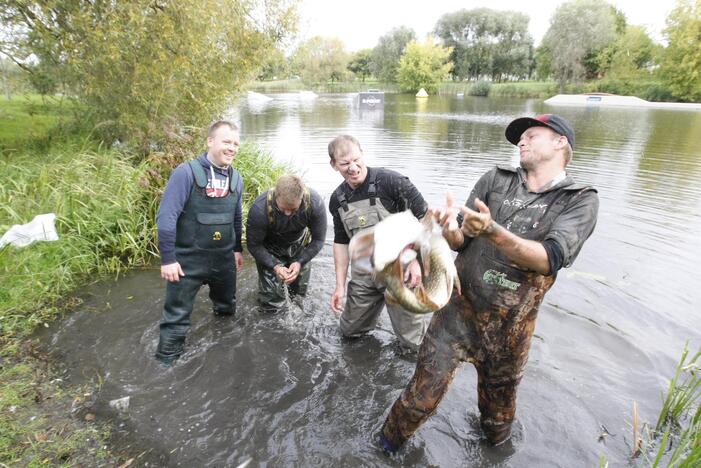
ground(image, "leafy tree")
xmin=659 ymin=0 xmax=701 ymax=102
xmin=257 ymin=48 xmax=290 ymax=81
xmin=26 ymin=62 xmax=58 ymax=97
xmin=597 ymin=26 xmax=656 ymax=78
xmin=534 ymin=45 xmax=553 ymax=80
xmin=347 ymin=49 xmax=372 ymax=82
xmin=370 ymin=26 xmax=416 ymax=83
xmin=0 ymin=0 xmax=297 ymax=151
xmin=542 ymin=0 xmax=617 ymax=90
xmin=291 ymin=36 xmax=349 ymax=84
xmin=434 ymin=8 xmax=533 ymax=81
xmin=396 ymin=36 xmax=453 ymax=94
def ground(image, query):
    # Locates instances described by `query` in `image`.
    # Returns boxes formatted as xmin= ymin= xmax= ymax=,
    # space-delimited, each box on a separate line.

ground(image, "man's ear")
xmin=330 ymin=159 xmax=338 ymax=171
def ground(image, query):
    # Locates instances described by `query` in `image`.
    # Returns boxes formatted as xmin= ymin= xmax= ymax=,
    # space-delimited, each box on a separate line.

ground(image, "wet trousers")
xmin=156 ymin=253 xmax=236 ymax=363
xmin=255 ymin=261 xmax=311 ymax=312
xmin=341 ymin=270 xmax=431 ymax=351
xmin=381 ymin=294 xmax=538 ymax=446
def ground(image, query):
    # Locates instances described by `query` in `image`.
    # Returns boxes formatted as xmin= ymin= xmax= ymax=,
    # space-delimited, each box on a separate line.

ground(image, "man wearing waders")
xmin=246 ymin=174 xmax=327 ymax=312
xmin=155 ymin=121 xmax=244 ymax=365
xmin=380 ymin=114 xmax=599 ymax=451
xmin=328 ymin=135 xmax=430 ymax=351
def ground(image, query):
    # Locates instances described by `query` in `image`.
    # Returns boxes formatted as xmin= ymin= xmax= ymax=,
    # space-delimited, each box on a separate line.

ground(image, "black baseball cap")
xmin=505 ymin=114 xmax=575 ymax=149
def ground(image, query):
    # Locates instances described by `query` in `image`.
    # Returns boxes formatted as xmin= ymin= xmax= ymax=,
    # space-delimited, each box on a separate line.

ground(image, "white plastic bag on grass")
xmin=0 ymin=213 xmax=59 ymax=248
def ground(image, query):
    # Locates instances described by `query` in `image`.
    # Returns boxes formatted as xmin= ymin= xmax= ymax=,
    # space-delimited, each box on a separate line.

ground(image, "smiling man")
xmin=328 ymin=134 xmax=430 ymax=351
xmin=246 ymin=174 xmax=327 ymax=312
xmin=380 ymin=114 xmax=599 ymax=452
xmin=155 ymin=120 xmax=244 ymax=365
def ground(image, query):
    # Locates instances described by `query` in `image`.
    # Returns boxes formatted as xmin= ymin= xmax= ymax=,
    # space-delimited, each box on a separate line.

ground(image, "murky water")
xmin=41 ymin=94 xmax=701 ymax=466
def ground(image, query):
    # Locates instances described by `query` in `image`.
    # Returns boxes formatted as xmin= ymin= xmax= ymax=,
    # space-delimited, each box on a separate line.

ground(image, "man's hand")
xmin=235 ymin=252 xmax=244 ymax=272
xmin=284 ymin=262 xmax=302 ymax=285
xmin=330 ymin=285 xmax=345 ymax=315
xmin=404 ymin=258 xmax=423 ymax=289
xmin=273 ymin=264 xmax=289 ymax=282
xmin=430 ymin=192 xmax=463 ymax=249
xmin=460 ymin=198 xmax=497 ymax=238
xmin=161 ymin=262 xmax=185 ymax=282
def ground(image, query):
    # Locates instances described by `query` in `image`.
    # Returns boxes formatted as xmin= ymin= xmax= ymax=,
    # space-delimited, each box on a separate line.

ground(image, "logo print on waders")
xmin=483 ymin=269 xmax=520 ymax=291
xmin=359 ymin=215 xmax=367 ymax=227
xmin=213 ymin=231 xmax=222 ymax=241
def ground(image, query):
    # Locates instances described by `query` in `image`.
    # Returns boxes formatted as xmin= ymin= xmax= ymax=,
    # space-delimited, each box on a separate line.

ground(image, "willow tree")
xmin=290 ymin=36 xmax=349 ymax=84
xmin=542 ymin=0 xmax=617 ymax=91
xmin=434 ymin=8 xmax=533 ymax=81
xmin=0 ymin=0 xmax=298 ymax=151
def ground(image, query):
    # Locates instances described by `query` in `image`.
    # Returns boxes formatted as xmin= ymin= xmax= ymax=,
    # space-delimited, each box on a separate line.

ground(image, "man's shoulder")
xmin=374 ymin=167 xmax=406 ymax=181
xmin=308 ymin=188 xmax=325 ymax=205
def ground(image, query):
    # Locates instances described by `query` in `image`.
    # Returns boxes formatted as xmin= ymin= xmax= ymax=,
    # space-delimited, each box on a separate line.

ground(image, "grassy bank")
xmin=249 ymin=78 xmax=399 ymax=94
xmin=0 ymin=95 xmax=287 ymax=465
xmin=250 ymin=78 xmax=681 ymax=102
xmin=0 ymin=95 xmax=82 ymax=152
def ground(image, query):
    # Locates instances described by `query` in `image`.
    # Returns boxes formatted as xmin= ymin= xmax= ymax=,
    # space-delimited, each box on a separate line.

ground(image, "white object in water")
xmin=416 ymin=88 xmax=428 ymax=98
xmin=299 ymin=90 xmax=318 ymax=100
xmin=109 ymin=396 xmax=130 ymax=412
xmin=545 ymin=93 xmax=701 ymax=110
xmin=247 ymin=91 xmax=273 ymax=103
xmin=0 ymin=213 xmax=59 ymax=248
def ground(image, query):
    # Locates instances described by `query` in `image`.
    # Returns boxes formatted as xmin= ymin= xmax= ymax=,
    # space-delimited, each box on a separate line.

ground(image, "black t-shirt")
xmin=328 ymin=167 xmax=427 ymax=244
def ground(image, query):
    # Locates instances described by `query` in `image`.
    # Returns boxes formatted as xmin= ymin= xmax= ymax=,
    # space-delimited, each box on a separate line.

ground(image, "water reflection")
xmin=41 ymin=94 xmax=701 ymax=466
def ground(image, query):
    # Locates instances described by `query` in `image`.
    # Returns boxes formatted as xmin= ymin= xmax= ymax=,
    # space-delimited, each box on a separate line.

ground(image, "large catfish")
xmin=348 ymin=210 xmax=460 ymax=314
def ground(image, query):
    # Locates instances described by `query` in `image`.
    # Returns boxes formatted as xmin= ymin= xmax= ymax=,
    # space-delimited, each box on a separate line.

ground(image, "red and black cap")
xmin=505 ymin=114 xmax=575 ymax=149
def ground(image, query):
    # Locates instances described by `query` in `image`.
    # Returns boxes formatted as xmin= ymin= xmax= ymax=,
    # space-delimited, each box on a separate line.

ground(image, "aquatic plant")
xmin=643 ymin=343 xmax=701 ymax=467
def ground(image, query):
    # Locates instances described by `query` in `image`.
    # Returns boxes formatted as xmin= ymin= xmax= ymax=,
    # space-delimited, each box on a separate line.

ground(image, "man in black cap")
xmin=379 ymin=114 xmax=599 ymax=452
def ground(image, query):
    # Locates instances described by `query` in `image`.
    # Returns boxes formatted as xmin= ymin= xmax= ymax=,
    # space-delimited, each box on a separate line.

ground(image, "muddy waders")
xmin=156 ymin=161 xmax=241 ymax=365
xmin=381 ymin=167 xmax=594 ymax=447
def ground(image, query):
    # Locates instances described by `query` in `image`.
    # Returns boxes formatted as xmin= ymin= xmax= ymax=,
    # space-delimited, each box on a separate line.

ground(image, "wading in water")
xmin=155 ymin=121 xmax=244 ymax=365
xmin=328 ymin=135 xmax=432 ymax=351
xmin=246 ymin=174 xmax=327 ymax=312
xmin=380 ymin=114 xmax=599 ymax=451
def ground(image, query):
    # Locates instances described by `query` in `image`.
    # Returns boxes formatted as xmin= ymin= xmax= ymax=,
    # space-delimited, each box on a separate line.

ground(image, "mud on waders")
xmin=381 ymin=166 xmax=596 ymax=447
xmin=155 ymin=160 xmax=242 ymax=364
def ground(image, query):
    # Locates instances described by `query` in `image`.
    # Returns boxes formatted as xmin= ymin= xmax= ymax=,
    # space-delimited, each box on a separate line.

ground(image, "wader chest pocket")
xmin=345 ymin=211 xmax=380 ymax=235
xmin=195 ymin=212 xmax=234 ymax=248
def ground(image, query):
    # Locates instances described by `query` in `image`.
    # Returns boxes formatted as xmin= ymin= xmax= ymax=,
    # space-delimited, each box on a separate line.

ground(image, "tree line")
xmin=264 ymin=0 xmax=700 ymax=102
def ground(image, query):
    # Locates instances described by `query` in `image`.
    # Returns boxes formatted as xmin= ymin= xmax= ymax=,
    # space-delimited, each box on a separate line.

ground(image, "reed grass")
xmin=641 ymin=343 xmax=701 ymax=467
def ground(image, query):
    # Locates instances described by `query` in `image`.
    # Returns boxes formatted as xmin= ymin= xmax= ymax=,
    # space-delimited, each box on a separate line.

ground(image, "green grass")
xmin=0 ymin=94 xmax=81 ymax=151
xmin=646 ymin=343 xmax=701 ymax=467
xmin=0 ymin=96 xmax=289 ymax=465
xmin=0 ymin=145 xmax=155 ymax=342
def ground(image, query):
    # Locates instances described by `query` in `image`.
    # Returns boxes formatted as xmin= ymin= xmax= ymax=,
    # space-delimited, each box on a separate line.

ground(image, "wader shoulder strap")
xmin=335 ymin=188 xmax=349 ymax=212
xmin=188 ymin=160 xmax=208 ymax=188
xmin=228 ymin=167 xmax=243 ymax=198
xmin=367 ymin=170 xmax=377 ymax=206
xmin=267 ymin=189 xmax=275 ymax=225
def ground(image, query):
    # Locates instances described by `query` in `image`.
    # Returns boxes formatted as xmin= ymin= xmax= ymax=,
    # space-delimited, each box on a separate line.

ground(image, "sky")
xmin=295 ymin=0 xmax=679 ymax=52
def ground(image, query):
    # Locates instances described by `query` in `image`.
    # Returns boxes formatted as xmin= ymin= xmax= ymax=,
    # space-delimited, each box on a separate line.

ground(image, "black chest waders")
xmin=382 ymin=171 xmax=594 ymax=447
xmin=256 ymin=189 xmax=313 ymax=312
xmin=334 ymin=173 xmax=431 ymax=351
xmin=156 ymin=161 xmax=242 ymax=364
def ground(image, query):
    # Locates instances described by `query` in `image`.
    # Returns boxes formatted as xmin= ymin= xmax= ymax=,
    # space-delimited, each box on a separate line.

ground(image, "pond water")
xmin=41 ymin=93 xmax=701 ymax=466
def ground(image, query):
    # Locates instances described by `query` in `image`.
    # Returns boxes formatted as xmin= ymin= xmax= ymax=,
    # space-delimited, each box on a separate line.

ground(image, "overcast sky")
xmin=296 ymin=0 xmax=678 ymax=52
